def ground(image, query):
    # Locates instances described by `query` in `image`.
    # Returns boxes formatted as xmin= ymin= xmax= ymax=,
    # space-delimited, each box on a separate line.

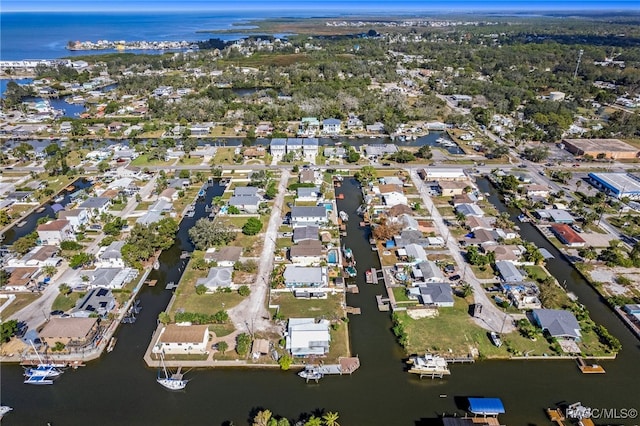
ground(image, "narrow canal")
xmin=1 ymin=177 xmax=639 ymax=425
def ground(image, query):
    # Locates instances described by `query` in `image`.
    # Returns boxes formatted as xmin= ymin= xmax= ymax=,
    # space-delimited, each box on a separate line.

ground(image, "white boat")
xmin=298 ymin=366 xmax=323 ymax=382
xmin=0 ymin=406 xmax=13 ymax=418
xmin=343 ymin=247 xmax=353 ymax=259
xmin=24 ymin=365 xmax=63 ymax=378
xmin=407 ymin=353 xmax=450 ymax=377
xmin=157 ymin=353 xmax=188 ymax=391
xmin=489 ymin=332 xmax=503 ymax=348
xmin=153 ymin=260 xmax=160 ymax=270
xmin=339 ymin=211 xmax=349 ymax=222
xmin=24 ymin=375 xmax=54 ymax=385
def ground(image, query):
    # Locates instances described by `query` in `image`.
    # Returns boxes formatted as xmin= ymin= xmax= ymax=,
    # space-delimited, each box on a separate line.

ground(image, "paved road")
xmin=408 ymin=167 xmax=515 ymax=333
xmin=227 ymin=169 xmax=290 ymax=335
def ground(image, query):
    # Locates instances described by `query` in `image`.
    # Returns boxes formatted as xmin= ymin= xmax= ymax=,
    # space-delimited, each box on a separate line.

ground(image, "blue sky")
xmin=3 ymin=0 xmax=639 ymax=12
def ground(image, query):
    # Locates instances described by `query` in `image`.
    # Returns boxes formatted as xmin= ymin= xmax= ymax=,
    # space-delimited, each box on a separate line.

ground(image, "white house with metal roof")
xmin=283 ymin=265 xmax=328 ymax=290
xmin=290 ymin=206 xmax=328 ymax=227
xmin=286 ymin=318 xmax=331 ymax=357
xmin=407 ymin=283 xmax=454 ymax=307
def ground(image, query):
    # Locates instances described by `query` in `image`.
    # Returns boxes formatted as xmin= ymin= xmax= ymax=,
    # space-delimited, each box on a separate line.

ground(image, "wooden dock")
xmin=376 ymin=294 xmax=390 ymax=311
xmin=345 ymin=306 xmax=361 ymax=315
xmin=145 ymin=279 xmax=157 ymax=287
xmin=366 ymin=268 xmax=382 ymax=284
xmin=165 ymin=281 xmax=178 ymax=290
xmin=576 ymin=357 xmax=605 ymax=374
xmin=346 ymin=284 xmax=359 ymax=294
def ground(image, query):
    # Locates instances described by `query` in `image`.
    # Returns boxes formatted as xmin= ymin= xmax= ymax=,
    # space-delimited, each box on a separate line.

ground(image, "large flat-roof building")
xmin=562 ymin=138 xmax=639 ymax=159
xmin=588 ymin=172 xmax=640 ymax=200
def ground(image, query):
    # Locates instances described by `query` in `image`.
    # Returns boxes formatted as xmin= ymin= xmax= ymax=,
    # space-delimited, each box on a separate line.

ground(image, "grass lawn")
xmin=395 ymin=297 xmax=553 ymax=358
xmin=177 ymin=156 xmax=205 ymax=166
xmin=270 ymin=292 xmax=345 ymax=320
xmin=130 ymin=154 xmax=173 ymax=167
xmin=392 ymin=287 xmax=416 ymax=303
xmin=524 ymin=265 xmax=549 ymax=282
xmin=437 ymin=206 xmax=455 ymax=217
xmin=135 ymin=201 xmax=153 ymax=211
xmin=470 ymin=265 xmax=496 ymax=280
xmin=8 ymin=204 xmax=33 ymax=218
xmin=326 ymin=321 xmax=350 ymax=361
xmin=0 ymin=293 xmax=40 ymax=320
xmin=109 ymin=202 xmax=126 ymax=211
xmin=208 ymin=323 xmax=237 ymax=338
xmin=169 ymin=265 xmax=245 ymax=317
xmin=578 ymin=327 xmax=618 ymax=357
xmin=51 ymin=292 xmax=83 ymax=312
xmin=212 ymin=147 xmax=238 ymax=165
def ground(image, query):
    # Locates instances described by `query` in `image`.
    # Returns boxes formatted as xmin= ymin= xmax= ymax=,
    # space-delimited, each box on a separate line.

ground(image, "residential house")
xmin=299 ymin=169 xmax=319 ymax=185
xmin=255 ymin=122 xmax=273 ymax=136
xmin=85 ymin=267 xmax=137 ymax=290
xmin=452 ymin=193 xmax=477 ymax=206
xmin=152 ymin=324 xmax=209 ymax=355
xmin=407 ymin=283 xmax=454 ymax=307
xmin=393 ymin=230 xmax=430 ymax=248
xmin=346 ymin=113 xmax=363 ymax=130
xmin=501 ymin=282 xmax=541 ymax=310
xmin=72 ymin=287 xmax=116 ymax=318
xmin=536 ymin=209 xmax=575 ymax=224
xmin=387 ymin=204 xmax=414 ymax=217
xmin=524 ymin=184 xmax=551 ymax=199
xmin=283 ymin=265 xmax=328 ymax=291
xmin=38 ymin=317 xmax=99 ymax=347
xmin=290 ymin=240 xmax=324 ymax=266
xmin=468 ymin=228 xmax=499 ymax=247
xmin=399 ymin=243 xmax=428 ymax=263
xmin=167 ymin=178 xmax=191 ymax=189
xmin=550 ymin=224 xmax=586 ymax=247
xmin=465 ymin=216 xmax=495 ymax=232
xmin=4 ymin=267 xmax=40 ymax=291
xmin=378 ymin=184 xmax=408 ymax=206
xmin=270 ymin=138 xmax=287 ymax=160
xmin=412 ymin=260 xmax=444 ymax=283
xmin=96 ymin=241 xmax=126 ymax=268
xmin=324 ymin=147 xmax=346 ymax=158
xmin=158 ymin=188 xmax=179 ymax=202
xmin=189 ymin=122 xmax=214 ymax=136
xmin=495 ymin=260 xmax=524 ymax=283
xmin=286 ymin=318 xmax=331 ymax=357
xmin=364 ymin=144 xmax=397 ymax=158
xmin=292 ymin=225 xmax=319 ymax=243
xmin=322 ymin=118 xmax=341 ymax=135
xmin=456 ymin=203 xmax=485 ymax=218
xmin=78 ymin=197 xmax=112 ymax=218
xmin=6 ymin=245 xmax=62 ymax=268
xmin=484 ymin=245 xmax=522 ymax=262
xmin=366 ymin=122 xmax=385 ymax=133
xmin=234 ymin=186 xmax=260 ymax=197
xmin=296 ymin=187 xmax=322 ymax=202
xmin=195 ymin=267 xmax=234 ymax=291
xmin=418 ymin=168 xmax=466 ymax=181
xmin=298 ymin=117 xmax=320 ymax=136
xmin=228 ymin=195 xmax=261 ymax=214
xmin=37 ymin=219 xmax=74 ymax=245
xmin=532 ymin=309 xmax=582 ymax=341
xmin=302 ymin=138 xmax=320 ymax=161
xmin=438 ymin=181 xmax=469 ymax=196
xmin=5 ymin=191 xmax=32 ymax=202
xmin=290 ymin=206 xmax=328 ymax=227
xmin=243 ymin=147 xmax=266 ymax=159
xmin=286 ymin=138 xmax=303 ymax=154
xmin=203 ymin=247 xmax=242 ymax=267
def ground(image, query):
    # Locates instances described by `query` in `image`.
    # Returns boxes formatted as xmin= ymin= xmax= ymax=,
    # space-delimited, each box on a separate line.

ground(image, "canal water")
xmin=2 ymin=177 xmax=639 ymax=425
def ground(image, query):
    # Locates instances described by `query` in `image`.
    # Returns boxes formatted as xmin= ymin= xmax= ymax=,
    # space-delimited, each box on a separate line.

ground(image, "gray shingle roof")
xmin=533 ymin=309 xmax=581 ymax=339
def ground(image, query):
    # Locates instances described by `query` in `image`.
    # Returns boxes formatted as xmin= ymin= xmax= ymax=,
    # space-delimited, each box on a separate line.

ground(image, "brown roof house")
xmin=203 ymin=246 xmax=242 ymax=267
xmin=290 ymin=240 xmax=324 ymax=266
xmin=39 ymin=317 xmax=99 ymax=348
xmin=37 ymin=219 xmax=74 ymax=245
xmin=5 ymin=267 xmax=40 ymax=291
xmin=152 ymin=324 xmax=209 ymax=355
xmin=484 ymin=245 xmax=522 ymax=262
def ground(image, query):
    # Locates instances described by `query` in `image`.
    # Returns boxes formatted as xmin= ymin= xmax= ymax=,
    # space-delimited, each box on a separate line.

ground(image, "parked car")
xmin=450 ymin=274 xmax=461 ymax=281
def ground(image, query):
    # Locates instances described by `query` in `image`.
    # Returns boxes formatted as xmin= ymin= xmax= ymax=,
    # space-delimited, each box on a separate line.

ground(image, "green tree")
xmin=236 ymin=333 xmax=251 ymax=356
xmin=238 ymin=285 xmax=251 ymax=296
xmin=416 ymin=145 xmax=433 ymax=159
xmin=69 ymin=252 xmax=94 ymax=269
xmin=304 ymin=416 xmax=323 ymax=426
xmin=322 ymin=412 xmax=340 ymax=426
xmin=278 ymin=353 xmax=293 ymax=370
xmin=354 ymin=165 xmax=377 ymax=184
xmin=195 ymin=284 xmax=208 ymax=295
xmin=158 ymin=312 xmax=171 ymax=324
xmin=12 ymin=232 xmax=38 ymax=254
xmin=0 ymin=210 xmax=11 ymax=226
xmin=188 ymin=218 xmax=236 ymax=249
xmin=58 ymin=283 xmax=71 ymax=296
xmin=253 ymin=410 xmax=273 ymax=426
xmin=42 ymin=265 xmax=57 ymax=278
xmin=217 ymin=341 xmax=228 ymax=354
xmin=0 ymin=320 xmax=18 ymax=343
xmin=242 ymin=217 xmax=263 ymax=235
xmin=227 ymin=205 xmax=241 ymax=215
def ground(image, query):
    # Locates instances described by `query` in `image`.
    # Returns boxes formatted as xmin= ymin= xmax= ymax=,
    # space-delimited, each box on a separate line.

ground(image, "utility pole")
xmin=574 ymin=49 xmax=584 ymax=79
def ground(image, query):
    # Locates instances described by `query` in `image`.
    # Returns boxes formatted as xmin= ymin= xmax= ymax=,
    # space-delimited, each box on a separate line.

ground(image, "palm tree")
xmin=461 ymin=282 xmax=474 ymax=298
xmin=304 ymin=416 xmax=323 ymax=426
xmin=322 ymin=411 xmax=340 ymax=426
xmin=253 ymin=410 xmax=273 ymax=426
xmin=58 ymin=283 xmax=71 ymax=296
xmin=42 ymin=265 xmax=58 ymax=278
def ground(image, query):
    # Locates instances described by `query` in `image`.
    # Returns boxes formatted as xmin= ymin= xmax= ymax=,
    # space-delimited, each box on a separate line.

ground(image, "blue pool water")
xmin=328 ymin=249 xmax=338 ymax=264
xmin=323 ymin=203 xmax=333 ymax=211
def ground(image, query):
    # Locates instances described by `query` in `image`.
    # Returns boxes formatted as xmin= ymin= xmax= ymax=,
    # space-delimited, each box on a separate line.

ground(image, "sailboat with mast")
xmin=156 ymin=352 xmax=189 ymax=391
xmin=23 ymin=341 xmax=64 ymax=385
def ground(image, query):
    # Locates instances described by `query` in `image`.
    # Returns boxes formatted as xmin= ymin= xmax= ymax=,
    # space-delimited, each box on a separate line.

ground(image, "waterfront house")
xmin=346 ymin=113 xmax=363 ymax=130
xmin=412 ymin=260 xmax=444 ymax=283
xmin=72 ymin=287 xmax=116 ymax=318
xmin=501 ymin=282 xmax=542 ymax=310
xmin=465 ymin=216 xmax=495 ymax=232
xmin=536 ymin=209 xmax=575 ymax=224
xmin=393 ymin=230 xmax=430 ymax=248
xmin=78 ymin=197 xmax=112 ymax=218
xmin=407 ymin=283 xmax=454 ymax=307
xmin=484 ymin=245 xmax=522 ymax=262
xmin=228 ymin=195 xmax=261 ymax=214
xmin=532 ymin=309 xmax=582 ymax=341
xmin=453 ymin=193 xmax=477 ymax=206
xmin=39 ymin=317 xmax=98 ymax=348
xmin=302 ymin=138 xmax=320 ymax=161
xmin=495 ymin=260 xmax=524 ymax=283
xmin=167 ymin=178 xmax=191 ymax=189
xmin=289 ymin=240 xmax=324 ymax=266
xmin=322 ymin=118 xmax=342 ymax=135
xmin=398 ymin=243 xmax=428 ymax=264
xmin=196 ymin=267 xmax=234 ymax=291
xmin=37 ymin=219 xmax=74 ymax=245
xmin=189 ymin=122 xmax=214 ymax=136
xmin=364 ymin=144 xmax=397 ymax=158
xmin=292 ymin=225 xmax=320 ymax=243
xmin=286 ymin=318 xmax=331 ymax=357
xmin=524 ymin=184 xmax=551 ymax=199
xmin=324 ymin=147 xmax=346 ymax=158
xmin=270 ymin=138 xmax=287 ymax=160
xmin=96 ymin=241 xmax=126 ymax=268
xmin=203 ymin=246 xmax=242 ymax=267
xmin=467 ymin=228 xmax=499 ymax=247
xmin=283 ymin=265 xmax=328 ymax=292
xmin=85 ymin=267 xmax=137 ymax=290
xmin=456 ymin=203 xmax=485 ymax=218
xmin=418 ymin=168 xmax=467 ymax=181
xmin=296 ymin=186 xmax=323 ymax=202
xmin=290 ymin=206 xmax=328 ymax=228
xmin=366 ymin=122 xmax=385 ymax=133
xmin=159 ymin=188 xmax=179 ymax=202
xmin=234 ymin=186 xmax=260 ymax=198
xmin=298 ymin=117 xmax=320 ymax=137
xmin=6 ymin=245 xmax=62 ymax=268
xmin=152 ymin=324 xmax=209 ymax=355
xmin=286 ymin=137 xmax=304 ymax=154
xmin=243 ymin=147 xmax=266 ymax=159
xmin=396 ymin=214 xmax=420 ymax=232
xmin=550 ymin=224 xmax=586 ymax=247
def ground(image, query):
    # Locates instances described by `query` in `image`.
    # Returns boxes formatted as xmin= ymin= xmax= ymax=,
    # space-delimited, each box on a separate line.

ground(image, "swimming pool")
xmin=323 ymin=203 xmax=333 ymax=212
xmin=327 ymin=249 xmax=338 ymax=264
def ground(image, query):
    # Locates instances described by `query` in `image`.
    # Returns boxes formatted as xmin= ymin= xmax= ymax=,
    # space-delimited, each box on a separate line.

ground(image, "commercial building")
xmin=562 ymin=138 xmax=639 ymax=160
xmin=588 ymin=173 xmax=640 ymax=200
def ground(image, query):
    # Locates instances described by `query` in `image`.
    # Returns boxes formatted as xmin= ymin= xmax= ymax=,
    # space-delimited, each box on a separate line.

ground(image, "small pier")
xmin=300 ymin=356 xmax=360 ymax=382
xmin=165 ymin=281 xmax=178 ymax=291
xmin=345 ymin=284 xmax=359 ymax=294
xmin=576 ymin=357 xmax=605 ymax=374
xmin=444 ymin=357 xmax=475 ymax=364
xmin=145 ymin=279 xmax=157 ymax=287
xmin=345 ymin=306 xmax=361 ymax=315
xmin=366 ymin=268 xmax=383 ymax=284
xmin=376 ymin=295 xmax=390 ymax=311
